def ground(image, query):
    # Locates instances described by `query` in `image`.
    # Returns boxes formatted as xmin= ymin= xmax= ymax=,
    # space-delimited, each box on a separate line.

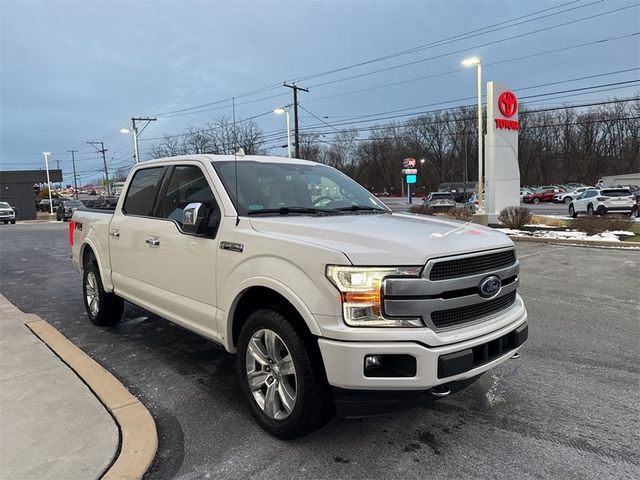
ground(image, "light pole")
xmin=420 ymin=158 xmax=426 ymax=195
xmin=43 ymin=152 xmax=53 ymax=214
xmin=273 ymin=107 xmax=292 ymax=158
xmin=462 ymin=56 xmax=483 ymax=212
xmin=121 ymin=117 xmax=156 ymax=164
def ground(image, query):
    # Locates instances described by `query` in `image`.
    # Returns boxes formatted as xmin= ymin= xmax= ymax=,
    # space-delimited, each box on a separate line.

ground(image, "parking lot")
xmin=0 ymin=223 xmax=638 ymax=480
xmin=382 ymin=197 xmax=573 ymax=216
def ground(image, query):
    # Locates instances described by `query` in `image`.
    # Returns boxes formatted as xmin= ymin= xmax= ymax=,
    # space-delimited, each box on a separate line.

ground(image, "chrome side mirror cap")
xmin=183 ymin=202 xmax=205 ymax=234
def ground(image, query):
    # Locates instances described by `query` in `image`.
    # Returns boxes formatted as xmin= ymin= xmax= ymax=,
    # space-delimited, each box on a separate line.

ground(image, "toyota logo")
xmin=478 ymin=275 xmax=502 ymax=298
xmin=498 ymin=91 xmax=518 ymax=118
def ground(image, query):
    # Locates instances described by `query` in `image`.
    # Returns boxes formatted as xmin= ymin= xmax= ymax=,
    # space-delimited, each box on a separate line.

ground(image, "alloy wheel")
xmin=85 ymin=271 xmax=100 ymax=317
xmin=245 ymin=328 xmax=297 ymax=420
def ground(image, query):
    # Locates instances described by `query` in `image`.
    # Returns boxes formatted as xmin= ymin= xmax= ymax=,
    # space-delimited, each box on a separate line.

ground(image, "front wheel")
xmin=237 ymin=309 xmax=334 ymax=439
xmin=587 ymin=204 xmax=594 ymax=216
xmin=10 ymin=220 xmax=15 ymax=224
xmin=533 ymin=198 xmax=540 ymax=204
xmin=2 ymin=220 xmax=7 ymax=225
xmin=569 ymin=205 xmax=577 ymax=218
xmin=82 ymin=262 xmax=124 ymax=326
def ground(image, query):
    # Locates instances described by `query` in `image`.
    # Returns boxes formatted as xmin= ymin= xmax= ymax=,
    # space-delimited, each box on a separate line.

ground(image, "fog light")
xmin=364 ymin=355 xmax=382 ymax=370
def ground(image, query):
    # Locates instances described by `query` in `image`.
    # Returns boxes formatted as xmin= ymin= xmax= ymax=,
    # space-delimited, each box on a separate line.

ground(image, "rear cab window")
xmin=122 ymin=167 xmax=166 ymax=216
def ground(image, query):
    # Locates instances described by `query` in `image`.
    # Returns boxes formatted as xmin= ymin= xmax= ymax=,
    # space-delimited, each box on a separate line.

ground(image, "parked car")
xmin=38 ymin=198 xmax=64 ymax=212
xmin=553 ymin=187 xmax=590 ymax=204
xmin=70 ymin=155 xmax=528 ymax=438
xmin=520 ymin=189 xmax=534 ymax=200
xmin=0 ymin=202 xmax=16 ymax=224
xmin=56 ymin=200 xmax=85 ymax=222
xmin=423 ymin=192 xmax=456 ymax=211
xmin=522 ymin=189 xmax=561 ymax=204
xmin=632 ymin=191 xmax=640 ymax=218
xmin=569 ymin=188 xmax=635 ymax=217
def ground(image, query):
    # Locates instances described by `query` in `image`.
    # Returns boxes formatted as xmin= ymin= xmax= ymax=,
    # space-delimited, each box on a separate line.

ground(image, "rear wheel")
xmin=533 ymin=198 xmax=540 ymax=204
xmin=237 ymin=309 xmax=333 ymax=439
xmin=2 ymin=220 xmax=7 ymax=225
xmin=564 ymin=196 xmax=572 ymax=204
xmin=82 ymin=262 xmax=124 ymax=326
xmin=596 ymin=206 xmax=607 ymax=215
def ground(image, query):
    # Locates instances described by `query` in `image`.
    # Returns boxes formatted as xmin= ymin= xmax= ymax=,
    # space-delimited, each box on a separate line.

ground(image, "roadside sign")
xmin=406 ymin=174 xmax=417 ymax=184
xmin=403 ymin=158 xmax=416 ymax=169
xmin=402 ymin=168 xmax=417 ymax=175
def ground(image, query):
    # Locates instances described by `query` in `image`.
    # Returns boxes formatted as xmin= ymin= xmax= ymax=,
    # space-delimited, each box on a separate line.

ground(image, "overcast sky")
xmin=1 ymin=0 xmax=638 ymax=182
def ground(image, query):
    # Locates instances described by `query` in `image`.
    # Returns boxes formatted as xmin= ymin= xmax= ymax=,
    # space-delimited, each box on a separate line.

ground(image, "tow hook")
xmin=430 ymin=385 xmax=451 ymax=398
xmin=511 ymin=351 xmax=521 ymax=359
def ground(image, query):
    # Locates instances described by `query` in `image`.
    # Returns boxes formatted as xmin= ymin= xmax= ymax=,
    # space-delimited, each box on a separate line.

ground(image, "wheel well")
xmin=82 ymin=245 xmax=95 ymax=269
xmin=231 ymin=287 xmax=309 ymax=348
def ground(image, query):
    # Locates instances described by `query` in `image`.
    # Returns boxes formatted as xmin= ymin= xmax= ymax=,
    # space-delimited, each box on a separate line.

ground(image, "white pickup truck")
xmin=70 ymin=154 xmax=528 ymax=438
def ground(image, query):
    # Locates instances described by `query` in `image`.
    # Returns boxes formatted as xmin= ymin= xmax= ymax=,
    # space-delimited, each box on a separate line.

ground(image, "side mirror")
xmin=182 ymin=202 xmax=206 ymax=234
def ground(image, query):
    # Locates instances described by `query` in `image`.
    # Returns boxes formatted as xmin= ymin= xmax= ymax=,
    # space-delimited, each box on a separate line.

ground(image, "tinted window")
xmin=161 ymin=165 xmax=218 ymax=233
xmin=123 ymin=167 xmax=165 ymax=216
xmin=601 ymin=189 xmax=630 ymax=197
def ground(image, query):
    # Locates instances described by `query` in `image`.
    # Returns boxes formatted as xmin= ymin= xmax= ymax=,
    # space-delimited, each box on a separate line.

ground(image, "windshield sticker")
xmin=248 ymin=204 xmax=264 ymax=211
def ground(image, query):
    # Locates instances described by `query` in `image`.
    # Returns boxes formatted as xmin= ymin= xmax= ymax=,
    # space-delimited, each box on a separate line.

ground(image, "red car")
xmin=522 ymin=189 xmax=563 ymax=204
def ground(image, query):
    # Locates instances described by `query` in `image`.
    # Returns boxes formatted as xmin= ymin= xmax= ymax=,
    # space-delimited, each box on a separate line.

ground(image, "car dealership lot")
xmin=0 ymin=223 xmax=638 ymax=480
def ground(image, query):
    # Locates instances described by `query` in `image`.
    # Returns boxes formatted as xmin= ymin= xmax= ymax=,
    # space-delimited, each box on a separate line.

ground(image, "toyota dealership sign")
xmin=485 ymin=81 xmax=520 ymax=223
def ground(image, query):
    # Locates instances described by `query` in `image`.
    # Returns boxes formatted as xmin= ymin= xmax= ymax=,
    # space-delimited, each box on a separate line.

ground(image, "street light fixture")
xmin=462 ymin=56 xmax=483 ymax=212
xmin=42 ymin=152 xmax=54 ymax=215
xmin=273 ymin=107 xmax=292 ymax=159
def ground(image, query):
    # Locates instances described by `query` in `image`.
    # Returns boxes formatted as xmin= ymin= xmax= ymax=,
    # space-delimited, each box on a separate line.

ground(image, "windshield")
xmin=212 ymin=160 xmax=388 ymax=215
xmin=0 ymin=202 xmax=10 ymax=208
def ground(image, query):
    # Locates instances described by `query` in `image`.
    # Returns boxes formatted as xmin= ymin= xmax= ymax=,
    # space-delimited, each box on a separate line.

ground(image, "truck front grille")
xmin=429 ymin=250 xmax=516 ymax=281
xmin=431 ymin=291 xmax=517 ymax=329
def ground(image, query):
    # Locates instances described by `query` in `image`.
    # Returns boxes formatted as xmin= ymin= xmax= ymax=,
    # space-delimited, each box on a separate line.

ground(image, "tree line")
xmin=149 ymin=97 xmax=640 ymax=193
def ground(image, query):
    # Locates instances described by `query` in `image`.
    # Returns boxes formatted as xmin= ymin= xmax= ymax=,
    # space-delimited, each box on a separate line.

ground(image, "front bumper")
xmin=318 ymin=312 xmax=527 ymax=391
xmin=0 ymin=214 xmax=15 ymax=220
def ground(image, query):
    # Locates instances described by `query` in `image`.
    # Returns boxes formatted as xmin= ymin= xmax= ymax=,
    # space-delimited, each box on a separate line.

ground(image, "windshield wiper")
xmin=247 ymin=207 xmax=331 ymax=216
xmin=331 ymin=205 xmax=388 ymax=212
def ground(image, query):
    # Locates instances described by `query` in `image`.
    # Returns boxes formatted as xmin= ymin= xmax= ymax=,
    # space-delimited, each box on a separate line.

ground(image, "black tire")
xmin=237 ymin=309 xmax=334 ymax=439
xmin=533 ymin=197 xmax=540 ymax=204
xmin=596 ymin=206 xmax=607 ymax=216
xmin=2 ymin=220 xmax=7 ymax=225
xmin=587 ymin=204 xmax=594 ymax=216
xmin=63 ymin=217 xmax=69 ymax=222
xmin=82 ymin=262 xmax=124 ymax=326
xmin=563 ymin=196 xmax=572 ymax=204
xmin=569 ymin=204 xmax=577 ymax=218
xmin=56 ymin=216 xmax=61 ymax=221
xmin=10 ymin=220 xmax=15 ymax=224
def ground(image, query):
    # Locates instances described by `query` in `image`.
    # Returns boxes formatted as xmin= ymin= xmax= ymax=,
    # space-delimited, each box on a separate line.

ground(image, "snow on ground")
xmin=496 ymin=228 xmax=627 ymax=242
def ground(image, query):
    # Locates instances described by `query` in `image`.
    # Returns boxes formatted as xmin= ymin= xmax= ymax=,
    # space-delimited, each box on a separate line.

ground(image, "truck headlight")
xmin=326 ymin=265 xmax=423 ymax=327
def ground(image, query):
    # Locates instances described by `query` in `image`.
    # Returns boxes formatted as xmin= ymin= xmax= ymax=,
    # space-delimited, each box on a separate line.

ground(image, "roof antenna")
xmin=232 ymin=96 xmax=240 ymax=226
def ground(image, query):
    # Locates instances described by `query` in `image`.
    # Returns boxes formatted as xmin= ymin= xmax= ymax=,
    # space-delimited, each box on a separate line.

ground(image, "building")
xmin=0 ymin=169 xmax=63 ymax=220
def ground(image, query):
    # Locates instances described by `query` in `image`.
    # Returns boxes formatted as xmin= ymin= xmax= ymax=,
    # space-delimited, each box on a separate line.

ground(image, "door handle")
xmin=110 ymin=230 xmax=120 ymax=238
xmin=145 ymin=237 xmax=160 ymax=247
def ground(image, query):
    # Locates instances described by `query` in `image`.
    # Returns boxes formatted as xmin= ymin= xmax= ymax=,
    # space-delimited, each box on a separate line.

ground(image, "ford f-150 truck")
xmin=70 ymin=154 xmax=528 ymax=438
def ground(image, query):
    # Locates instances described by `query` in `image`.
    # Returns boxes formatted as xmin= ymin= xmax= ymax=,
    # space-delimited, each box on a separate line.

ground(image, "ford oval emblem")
xmin=478 ymin=275 xmax=502 ymax=298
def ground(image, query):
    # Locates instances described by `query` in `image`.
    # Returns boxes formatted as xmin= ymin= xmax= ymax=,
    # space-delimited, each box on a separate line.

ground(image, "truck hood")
xmin=249 ymin=213 xmax=513 ymax=265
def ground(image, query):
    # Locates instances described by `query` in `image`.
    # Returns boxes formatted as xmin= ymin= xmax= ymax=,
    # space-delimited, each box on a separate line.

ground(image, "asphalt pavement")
xmin=0 ymin=223 xmax=638 ymax=480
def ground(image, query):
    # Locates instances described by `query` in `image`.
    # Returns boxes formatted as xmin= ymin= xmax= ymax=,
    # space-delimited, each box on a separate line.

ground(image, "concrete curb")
xmin=21 ymin=315 xmax=158 ymax=480
xmin=507 ymin=235 xmax=640 ymax=248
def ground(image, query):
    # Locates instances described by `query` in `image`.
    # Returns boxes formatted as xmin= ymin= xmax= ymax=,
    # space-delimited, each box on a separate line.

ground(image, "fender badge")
xmin=220 ymin=241 xmax=244 ymax=253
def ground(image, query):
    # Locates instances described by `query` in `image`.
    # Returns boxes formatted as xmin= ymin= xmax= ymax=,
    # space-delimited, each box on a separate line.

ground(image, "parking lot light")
xmin=462 ymin=56 xmax=483 ymax=213
xmin=43 ymin=152 xmax=54 ymax=215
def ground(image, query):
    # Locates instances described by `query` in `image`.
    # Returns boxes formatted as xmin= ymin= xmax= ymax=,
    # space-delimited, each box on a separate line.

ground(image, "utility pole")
xmin=283 ymin=83 xmax=308 ymax=158
xmin=87 ymin=141 xmax=110 ymax=195
xmin=131 ymin=117 xmax=156 ymax=164
xmin=68 ymin=150 xmax=79 ymax=199
xmin=56 ymin=159 xmax=62 ymax=190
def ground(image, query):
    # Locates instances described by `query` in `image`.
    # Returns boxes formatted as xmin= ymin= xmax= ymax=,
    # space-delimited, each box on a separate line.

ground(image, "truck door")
xmin=109 ymin=163 xmax=221 ymax=337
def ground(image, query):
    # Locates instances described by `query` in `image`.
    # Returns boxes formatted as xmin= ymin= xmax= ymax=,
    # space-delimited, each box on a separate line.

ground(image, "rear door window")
xmin=122 ymin=167 xmax=166 ymax=216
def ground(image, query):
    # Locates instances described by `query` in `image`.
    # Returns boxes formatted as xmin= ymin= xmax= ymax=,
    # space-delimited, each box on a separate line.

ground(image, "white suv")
xmin=569 ymin=188 xmax=635 ymax=217
xmin=553 ymin=187 xmax=589 ymax=204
